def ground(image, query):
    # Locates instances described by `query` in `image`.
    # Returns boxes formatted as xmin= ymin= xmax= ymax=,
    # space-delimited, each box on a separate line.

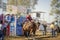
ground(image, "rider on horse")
xmin=26 ymin=14 xmax=32 ymax=21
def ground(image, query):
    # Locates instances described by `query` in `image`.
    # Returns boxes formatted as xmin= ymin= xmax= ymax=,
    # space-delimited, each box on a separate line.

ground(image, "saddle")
xmin=23 ymin=21 xmax=32 ymax=31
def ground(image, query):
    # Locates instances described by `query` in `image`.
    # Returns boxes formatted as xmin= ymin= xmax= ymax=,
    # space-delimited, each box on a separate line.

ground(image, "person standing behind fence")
xmin=42 ymin=23 xmax=47 ymax=35
xmin=0 ymin=21 xmax=4 ymax=40
xmin=50 ymin=22 xmax=56 ymax=37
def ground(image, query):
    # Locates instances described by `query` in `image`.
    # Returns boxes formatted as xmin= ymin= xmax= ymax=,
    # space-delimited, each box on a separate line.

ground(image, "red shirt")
xmin=26 ymin=15 xmax=32 ymax=21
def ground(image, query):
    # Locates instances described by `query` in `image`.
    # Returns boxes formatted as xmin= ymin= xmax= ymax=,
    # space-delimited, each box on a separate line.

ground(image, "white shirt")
xmin=39 ymin=24 xmax=44 ymax=30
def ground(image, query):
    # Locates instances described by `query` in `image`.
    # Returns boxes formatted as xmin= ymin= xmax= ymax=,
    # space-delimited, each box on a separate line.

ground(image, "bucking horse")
xmin=23 ymin=20 xmax=40 ymax=37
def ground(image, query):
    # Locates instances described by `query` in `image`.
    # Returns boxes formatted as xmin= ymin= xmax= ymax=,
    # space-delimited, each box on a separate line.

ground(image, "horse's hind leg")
xmin=28 ymin=31 xmax=30 ymax=37
xmin=24 ymin=30 xmax=28 ymax=37
xmin=32 ymin=29 xmax=36 ymax=36
xmin=33 ymin=31 xmax=35 ymax=35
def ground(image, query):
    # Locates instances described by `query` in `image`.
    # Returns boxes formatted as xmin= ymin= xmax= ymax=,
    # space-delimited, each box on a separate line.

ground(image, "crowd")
xmin=23 ymin=14 xmax=60 ymax=37
xmin=39 ymin=22 xmax=58 ymax=37
xmin=0 ymin=14 xmax=60 ymax=40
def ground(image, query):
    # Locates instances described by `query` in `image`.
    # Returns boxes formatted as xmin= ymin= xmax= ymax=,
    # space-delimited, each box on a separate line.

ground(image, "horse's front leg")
xmin=30 ymin=29 xmax=33 ymax=35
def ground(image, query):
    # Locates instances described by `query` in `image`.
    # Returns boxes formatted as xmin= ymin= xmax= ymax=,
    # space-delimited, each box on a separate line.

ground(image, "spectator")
xmin=43 ymin=24 xmax=47 ymax=35
xmin=42 ymin=24 xmax=47 ymax=35
xmin=39 ymin=23 xmax=44 ymax=35
xmin=50 ymin=22 xmax=56 ymax=37
xmin=0 ymin=21 xmax=4 ymax=40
